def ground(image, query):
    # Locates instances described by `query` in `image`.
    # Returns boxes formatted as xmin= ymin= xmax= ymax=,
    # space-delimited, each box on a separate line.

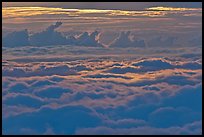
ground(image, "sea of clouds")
xmin=2 ymin=31 xmax=202 ymax=134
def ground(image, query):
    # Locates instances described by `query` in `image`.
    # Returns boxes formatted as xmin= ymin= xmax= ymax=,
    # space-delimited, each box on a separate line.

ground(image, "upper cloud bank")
xmin=2 ymin=22 xmax=201 ymax=48
xmin=3 ymin=2 xmax=202 ymax=10
xmin=2 ymin=29 xmax=30 ymax=47
xmin=3 ymin=22 xmax=103 ymax=47
xmin=109 ymin=31 xmax=145 ymax=48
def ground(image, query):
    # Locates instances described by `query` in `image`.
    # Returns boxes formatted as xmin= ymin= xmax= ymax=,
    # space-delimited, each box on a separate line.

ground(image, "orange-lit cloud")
xmin=3 ymin=6 xmax=202 ymax=19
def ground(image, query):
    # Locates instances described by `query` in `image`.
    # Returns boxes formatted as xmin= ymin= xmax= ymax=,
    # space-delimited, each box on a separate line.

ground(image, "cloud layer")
xmin=2 ymin=45 xmax=202 ymax=134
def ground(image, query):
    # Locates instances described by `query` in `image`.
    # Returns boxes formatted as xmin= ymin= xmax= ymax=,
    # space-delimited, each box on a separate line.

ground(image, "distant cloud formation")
xmin=76 ymin=31 xmax=103 ymax=47
xmin=30 ymin=22 xmax=74 ymax=46
xmin=2 ymin=21 xmax=202 ymax=49
xmin=2 ymin=29 xmax=30 ymax=47
xmin=110 ymin=31 xmax=145 ymax=48
xmin=2 ymin=2 xmax=202 ymax=135
xmin=3 ymin=22 xmax=104 ymax=47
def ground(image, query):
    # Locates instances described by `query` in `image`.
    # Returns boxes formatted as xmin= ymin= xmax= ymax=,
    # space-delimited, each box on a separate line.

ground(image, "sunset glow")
xmin=2 ymin=2 xmax=202 ymax=135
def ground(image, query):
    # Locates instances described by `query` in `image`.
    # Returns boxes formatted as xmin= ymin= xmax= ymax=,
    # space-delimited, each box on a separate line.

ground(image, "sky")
xmin=2 ymin=2 xmax=202 ymax=45
xmin=2 ymin=2 xmax=202 ymax=135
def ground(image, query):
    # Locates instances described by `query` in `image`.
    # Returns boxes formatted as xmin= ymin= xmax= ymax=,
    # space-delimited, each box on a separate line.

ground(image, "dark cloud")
xmin=2 ymin=29 xmax=30 ymax=47
xmin=3 ymin=94 xmax=45 ymax=108
xmin=132 ymin=59 xmax=174 ymax=70
xmin=3 ymin=105 xmax=101 ymax=135
xmin=106 ymin=58 xmax=202 ymax=74
xmin=149 ymin=107 xmax=201 ymax=128
xmin=9 ymin=83 xmax=28 ymax=93
xmin=30 ymin=22 xmax=75 ymax=46
xmin=75 ymin=121 xmax=202 ymax=135
xmin=110 ymin=31 xmax=145 ymax=48
xmin=35 ymin=87 xmax=72 ymax=99
xmin=76 ymin=31 xmax=103 ymax=47
xmin=3 ymin=22 xmax=104 ymax=47
xmin=46 ymin=22 xmax=62 ymax=32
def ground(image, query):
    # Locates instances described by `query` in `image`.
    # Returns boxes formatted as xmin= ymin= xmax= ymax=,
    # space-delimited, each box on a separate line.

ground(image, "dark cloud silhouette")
xmin=149 ymin=107 xmax=201 ymax=128
xmin=3 ymin=105 xmax=101 ymax=135
xmin=3 ymin=94 xmax=45 ymax=108
xmin=30 ymin=22 xmax=75 ymax=46
xmin=76 ymin=31 xmax=103 ymax=47
xmin=9 ymin=83 xmax=28 ymax=94
xmin=106 ymin=58 xmax=202 ymax=74
xmin=2 ymin=29 xmax=30 ymax=47
xmin=110 ymin=31 xmax=145 ymax=48
xmin=3 ymin=22 xmax=104 ymax=47
xmin=46 ymin=22 xmax=62 ymax=32
xmin=35 ymin=87 xmax=72 ymax=99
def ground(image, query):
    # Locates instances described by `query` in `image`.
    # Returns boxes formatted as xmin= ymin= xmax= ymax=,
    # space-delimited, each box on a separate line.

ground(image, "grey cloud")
xmin=76 ymin=31 xmax=103 ymax=47
xmin=3 ymin=22 xmax=104 ymax=47
xmin=2 ymin=29 xmax=30 ymax=47
xmin=3 ymin=94 xmax=45 ymax=108
xmin=109 ymin=31 xmax=145 ymax=48
xmin=106 ymin=58 xmax=202 ymax=74
xmin=46 ymin=22 xmax=62 ymax=32
xmin=75 ymin=121 xmax=202 ymax=135
xmin=9 ymin=83 xmax=28 ymax=94
xmin=149 ymin=107 xmax=201 ymax=128
xmin=35 ymin=87 xmax=72 ymax=99
xmin=3 ymin=105 xmax=101 ymax=135
xmin=30 ymin=22 xmax=74 ymax=46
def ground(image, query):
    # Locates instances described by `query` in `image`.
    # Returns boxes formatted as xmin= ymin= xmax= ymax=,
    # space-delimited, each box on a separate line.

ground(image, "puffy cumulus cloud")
xmin=2 ymin=29 xmax=30 ymax=47
xmin=75 ymin=121 xmax=202 ymax=135
xmin=109 ymin=31 xmax=145 ymax=48
xmin=35 ymin=87 xmax=72 ymax=99
xmin=161 ymin=84 xmax=202 ymax=112
xmin=106 ymin=58 xmax=201 ymax=76
xmin=8 ymin=82 xmax=29 ymax=94
xmin=132 ymin=58 xmax=174 ymax=69
xmin=96 ymin=84 xmax=202 ymax=123
xmin=30 ymin=22 xmax=75 ymax=46
xmin=3 ymin=94 xmax=45 ymax=108
xmin=2 ymin=105 xmax=102 ymax=135
xmin=3 ymin=22 xmax=104 ymax=47
xmin=2 ymin=45 xmax=202 ymax=135
xmin=31 ymin=80 xmax=55 ymax=88
xmin=75 ymin=31 xmax=103 ymax=47
xmin=148 ymin=107 xmax=201 ymax=128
